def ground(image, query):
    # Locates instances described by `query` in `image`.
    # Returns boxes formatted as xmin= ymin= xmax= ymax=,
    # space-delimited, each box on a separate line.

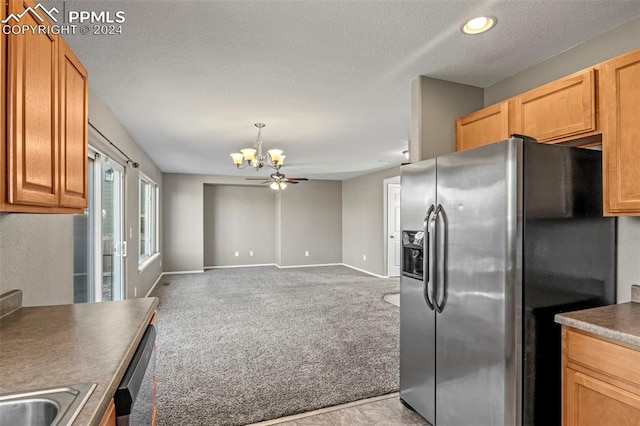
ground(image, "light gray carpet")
xmin=150 ymin=265 xmax=399 ymax=426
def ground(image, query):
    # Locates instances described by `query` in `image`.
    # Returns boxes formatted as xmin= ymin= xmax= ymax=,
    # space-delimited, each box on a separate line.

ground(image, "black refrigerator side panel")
xmin=521 ymin=142 xmax=616 ymax=426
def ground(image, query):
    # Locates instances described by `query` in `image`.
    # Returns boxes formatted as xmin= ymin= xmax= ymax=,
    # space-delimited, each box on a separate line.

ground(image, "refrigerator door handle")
xmin=433 ymin=204 xmax=446 ymax=313
xmin=423 ymin=205 xmax=435 ymax=311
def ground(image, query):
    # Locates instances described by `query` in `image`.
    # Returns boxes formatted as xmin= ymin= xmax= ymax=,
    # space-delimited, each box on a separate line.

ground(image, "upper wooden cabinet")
xmin=5 ymin=0 xmax=59 ymax=208
xmin=58 ymin=42 xmax=88 ymax=209
xmin=601 ymin=48 xmax=640 ymax=216
xmin=514 ymin=69 xmax=597 ymax=143
xmin=1 ymin=0 xmax=88 ymax=213
xmin=455 ymin=101 xmax=510 ymax=151
xmin=455 ymin=47 xmax=640 ymax=216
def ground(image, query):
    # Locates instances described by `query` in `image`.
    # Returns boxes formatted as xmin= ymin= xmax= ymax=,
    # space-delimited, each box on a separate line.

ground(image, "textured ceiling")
xmin=52 ymin=0 xmax=640 ymax=180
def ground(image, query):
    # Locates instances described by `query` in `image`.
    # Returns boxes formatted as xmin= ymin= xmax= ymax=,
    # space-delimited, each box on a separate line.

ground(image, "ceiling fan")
xmin=246 ymin=171 xmax=309 ymax=190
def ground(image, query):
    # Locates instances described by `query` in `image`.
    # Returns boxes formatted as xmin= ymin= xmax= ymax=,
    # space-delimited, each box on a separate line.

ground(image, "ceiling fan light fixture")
xmin=270 ymin=181 xmax=287 ymax=190
xmin=462 ymin=16 xmax=496 ymax=35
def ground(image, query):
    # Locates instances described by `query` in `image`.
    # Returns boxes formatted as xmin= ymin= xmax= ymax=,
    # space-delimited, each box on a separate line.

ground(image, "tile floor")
xmin=250 ymin=393 xmax=431 ymax=426
xmin=382 ymin=292 xmax=400 ymax=307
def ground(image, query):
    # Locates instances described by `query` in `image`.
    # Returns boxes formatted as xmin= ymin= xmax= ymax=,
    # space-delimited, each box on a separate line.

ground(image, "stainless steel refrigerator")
xmin=399 ymin=136 xmax=615 ymax=426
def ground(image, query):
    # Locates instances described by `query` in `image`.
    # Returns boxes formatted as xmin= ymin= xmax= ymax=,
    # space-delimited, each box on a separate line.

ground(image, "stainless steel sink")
xmin=0 ymin=383 xmax=96 ymax=426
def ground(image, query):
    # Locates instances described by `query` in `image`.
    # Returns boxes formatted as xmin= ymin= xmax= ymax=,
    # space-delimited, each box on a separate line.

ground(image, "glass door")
xmin=99 ymin=161 xmax=125 ymax=301
xmin=73 ymin=151 xmax=126 ymax=303
xmin=73 ymin=158 xmax=95 ymax=303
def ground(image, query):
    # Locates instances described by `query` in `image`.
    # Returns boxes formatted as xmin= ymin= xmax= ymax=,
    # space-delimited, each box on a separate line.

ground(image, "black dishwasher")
xmin=115 ymin=324 xmax=156 ymax=425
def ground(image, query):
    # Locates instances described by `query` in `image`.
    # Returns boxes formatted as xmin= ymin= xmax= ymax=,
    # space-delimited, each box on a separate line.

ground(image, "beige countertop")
xmin=0 ymin=297 xmax=159 ymax=425
xmin=555 ymin=285 xmax=640 ymax=349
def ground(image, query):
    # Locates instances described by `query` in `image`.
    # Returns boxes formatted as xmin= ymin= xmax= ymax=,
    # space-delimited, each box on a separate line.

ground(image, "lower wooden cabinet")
xmin=99 ymin=399 xmax=116 ymax=426
xmin=562 ymin=327 xmax=640 ymax=426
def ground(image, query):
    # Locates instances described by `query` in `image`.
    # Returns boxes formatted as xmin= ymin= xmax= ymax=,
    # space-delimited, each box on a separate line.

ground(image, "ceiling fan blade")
xmin=261 ymin=181 xmax=271 ymax=184
xmin=286 ymin=178 xmax=309 ymax=181
xmin=283 ymin=180 xmax=299 ymax=184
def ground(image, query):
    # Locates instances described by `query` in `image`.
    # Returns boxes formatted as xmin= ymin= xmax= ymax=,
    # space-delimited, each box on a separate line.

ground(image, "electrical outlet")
xmin=134 ymin=287 xmax=137 ymax=297
xmin=249 ymin=251 xmax=254 ymax=257
xmin=363 ymin=254 xmax=367 ymax=261
xmin=305 ymin=251 xmax=309 ymax=257
xmin=129 ymin=228 xmax=133 ymax=239
xmin=235 ymin=251 xmax=239 ymax=257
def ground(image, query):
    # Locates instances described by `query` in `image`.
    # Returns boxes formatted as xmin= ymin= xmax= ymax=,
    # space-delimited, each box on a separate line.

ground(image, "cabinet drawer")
xmin=565 ymin=328 xmax=640 ymax=386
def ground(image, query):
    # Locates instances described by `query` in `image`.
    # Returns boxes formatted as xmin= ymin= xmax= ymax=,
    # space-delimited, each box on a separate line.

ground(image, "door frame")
xmin=89 ymin=146 xmax=127 ymax=302
xmin=383 ymin=175 xmax=401 ymax=277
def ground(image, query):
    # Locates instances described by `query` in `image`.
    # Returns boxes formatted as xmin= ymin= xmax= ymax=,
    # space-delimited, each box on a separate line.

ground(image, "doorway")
xmin=384 ymin=178 xmax=401 ymax=277
xmin=73 ymin=150 xmax=126 ymax=302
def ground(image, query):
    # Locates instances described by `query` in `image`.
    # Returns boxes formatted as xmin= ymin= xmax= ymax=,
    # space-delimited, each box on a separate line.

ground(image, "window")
xmin=139 ymin=174 xmax=158 ymax=267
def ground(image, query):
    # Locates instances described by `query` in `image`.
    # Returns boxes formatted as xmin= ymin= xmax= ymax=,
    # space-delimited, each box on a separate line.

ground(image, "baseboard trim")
xmin=205 ymin=263 xmax=277 ymax=269
xmin=162 ymin=270 xmax=205 ymax=275
xmin=341 ymin=263 xmax=388 ymax=279
xmin=145 ymin=272 xmax=165 ymax=297
xmin=275 ymin=263 xmax=342 ymax=269
xmin=144 ymin=269 xmax=206 ymax=297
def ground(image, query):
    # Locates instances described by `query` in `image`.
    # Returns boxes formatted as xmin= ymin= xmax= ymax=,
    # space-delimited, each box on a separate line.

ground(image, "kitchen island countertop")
xmin=0 ymin=297 xmax=159 ymax=425
xmin=555 ymin=284 xmax=640 ymax=349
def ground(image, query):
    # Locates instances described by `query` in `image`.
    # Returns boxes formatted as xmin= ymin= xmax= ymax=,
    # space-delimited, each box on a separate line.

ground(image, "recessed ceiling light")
xmin=462 ymin=16 xmax=496 ymax=35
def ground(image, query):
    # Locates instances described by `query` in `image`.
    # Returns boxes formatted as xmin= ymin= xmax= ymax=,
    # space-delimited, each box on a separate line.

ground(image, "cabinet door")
xmin=565 ymin=368 xmax=640 ymax=426
xmin=601 ymin=48 xmax=640 ymax=215
xmin=59 ymin=40 xmax=88 ymax=209
xmin=6 ymin=0 xmax=59 ymax=207
xmin=514 ymin=69 xmax=597 ymax=143
xmin=99 ymin=399 xmax=116 ymax=426
xmin=455 ymin=102 xmax=509 ymax=151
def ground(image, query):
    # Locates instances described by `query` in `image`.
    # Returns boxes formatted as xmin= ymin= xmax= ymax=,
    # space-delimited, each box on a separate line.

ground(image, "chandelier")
xmin=230 ymin=123 xmax=285 ymax=171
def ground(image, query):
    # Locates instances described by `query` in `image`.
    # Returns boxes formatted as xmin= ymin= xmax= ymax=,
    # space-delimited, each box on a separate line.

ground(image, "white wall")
xmin=484 ymin=17 xmax=640 ymax=302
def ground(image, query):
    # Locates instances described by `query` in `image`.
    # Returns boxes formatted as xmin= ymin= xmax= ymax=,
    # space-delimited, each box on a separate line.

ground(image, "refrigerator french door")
xmin=400 ymin=137 xmax=615 ymax=426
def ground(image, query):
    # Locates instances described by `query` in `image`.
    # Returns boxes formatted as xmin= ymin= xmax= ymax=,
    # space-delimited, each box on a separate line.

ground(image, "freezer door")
xmin=400 ymin=159 xmax=437 ymax=424
xmin=434 ymin=140 xmax=521 ymax=426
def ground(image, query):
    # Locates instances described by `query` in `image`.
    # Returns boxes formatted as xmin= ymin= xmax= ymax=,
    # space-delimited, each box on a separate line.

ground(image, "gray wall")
xmin=0 ymin=214 xmax=73 ymax=306
xmin=484 ymin=16 xmax=640 ymax=106
xmin=88 ymin=90 xmax=163 ymax=299
xmin=279 ymin=180 xmax=342 ymax=266
xmin=484 ymin=17 xmax=640 ymax=303
xmin=0 ymin=89 xmax=163 ymax=306
xmin=342 ymin=166 xmax=401 ymax=276
xmin=410 ymin=76 xmax=484 ymax=161
xmin=204 ymin=185 xmax=275 ymax=267
xmin=163 ymin=174 xmax=342 ymax=271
